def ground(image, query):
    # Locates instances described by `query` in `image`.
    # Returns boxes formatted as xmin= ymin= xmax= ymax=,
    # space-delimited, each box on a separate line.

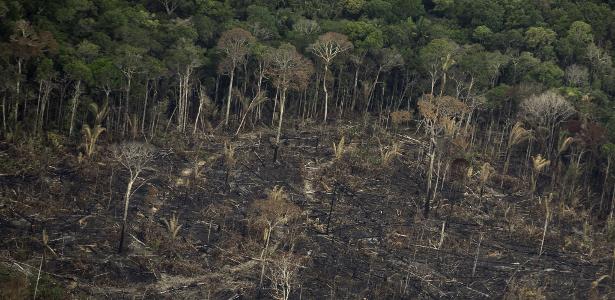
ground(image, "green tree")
xmin=343 ymin=20 xmax=384 ymax=51
xmin=63 ymin=57 xmax=91 ymax=136
xmin=419 ymin=38 xmax=458 ymax=95
xmin=525 ymin=26 xmax=556 ymax=60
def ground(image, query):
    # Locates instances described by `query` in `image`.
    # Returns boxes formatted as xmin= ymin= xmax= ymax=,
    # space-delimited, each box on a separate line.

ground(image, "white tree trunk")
xmin=225 ymin=67 xmax=235 ymax=126
xmin=323 ymin=64 xmax=329 ymax=122
xmin=68 ymin=80 xmax=81 ymax=136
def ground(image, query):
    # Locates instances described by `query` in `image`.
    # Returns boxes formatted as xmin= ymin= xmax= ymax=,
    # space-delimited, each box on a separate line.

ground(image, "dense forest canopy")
xmin=3 ymin=0 xmax=615 ymax=137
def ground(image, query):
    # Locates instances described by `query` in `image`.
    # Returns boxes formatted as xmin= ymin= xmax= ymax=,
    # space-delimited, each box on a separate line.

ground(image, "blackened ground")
xmin=0 ymin=122 xmax=611 ymax=299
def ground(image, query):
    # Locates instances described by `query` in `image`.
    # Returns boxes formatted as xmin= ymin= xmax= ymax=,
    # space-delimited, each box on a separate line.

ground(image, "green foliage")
xmin=527 ymin=61 xmax=565 ymax=87
xmin=485 ymin=84 xmax=511 ymax=109
xmin=419 ymin=38 xmax=458 ymax=72
xmin=525 ymin=26 xmax=556 ymax=60
xmin=343 ymin=20 xmax=384 ymax=50
xmin=63 ymin=58 xmax=92 ymax=82
xmin=343 ymin=0 xmax=365 ymax=15
xmin=36 ymin=57 xmax=55 ymax=81
xmin=458 ymin=0 xmax=505 ymax=31
xmin=89 ymin=57 xmax=121 ymax=90
xmin=473 ymin=25 xmax=492 ymax=44
xmin=364 ymin=0 xmax=394 ymax=21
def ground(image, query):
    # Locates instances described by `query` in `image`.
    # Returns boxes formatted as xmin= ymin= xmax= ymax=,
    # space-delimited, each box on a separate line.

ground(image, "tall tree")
xmin=113 ymin=45 xmax=145 ymax=134
xmin=309 ymin=32 xmax=353 ymax=122
xmin=165 ymin=19 xmax=205 ymax=132
xmin=5 ymin=20 xmax=57 ymax=128
xmin=419 ymin=38 xmax=458 ymax=95
xmin=266 ymin=43 xmax=314 ymax=161
xmin=217 ymin=28 xmax=255 ymax=126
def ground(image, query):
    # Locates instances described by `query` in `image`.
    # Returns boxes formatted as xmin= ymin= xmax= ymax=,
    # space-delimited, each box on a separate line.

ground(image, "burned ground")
xmin=0 ymin=122 xmax=612 ymax=299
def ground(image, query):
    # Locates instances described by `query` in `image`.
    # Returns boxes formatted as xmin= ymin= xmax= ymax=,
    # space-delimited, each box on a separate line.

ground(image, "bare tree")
xmin=293 ymin=18 xmax=320 ymax=36
xmin=158 ymin=0 xmax=180 ymax=15
xmin=309 ymin=32 xmax=353 ymax=122
xmin=519 ymin=90 xmax=575 ymax=154
xmin=586 ymin=43 xmax=612 ymax=84
xmin=418 ymin=95 xmax=468 ymax=217
xmin=217 ymin=28 xmax=255 ymax=126
xmin=565 ymin=64 xmax=589 ymax=87
xmin=266 ymin=44 xmax=314 ymax=160
xmin=113 ymin=142 xmax=155 ymax=253
xmin=267 ymin=251 xmax=305 ymax=300
xmin=251 ymin=186 xmax=301 ymax=288
xmin=114 ymin=46 xmax=144 ymax=132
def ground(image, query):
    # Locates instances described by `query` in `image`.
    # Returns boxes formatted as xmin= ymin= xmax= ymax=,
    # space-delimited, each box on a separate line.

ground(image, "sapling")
xmin=80 ymin=100 xmax=109 ymax=157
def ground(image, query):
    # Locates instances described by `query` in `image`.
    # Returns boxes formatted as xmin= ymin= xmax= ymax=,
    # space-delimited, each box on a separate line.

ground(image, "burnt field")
xmin=0 ymin=121 xmax=612 ymax=299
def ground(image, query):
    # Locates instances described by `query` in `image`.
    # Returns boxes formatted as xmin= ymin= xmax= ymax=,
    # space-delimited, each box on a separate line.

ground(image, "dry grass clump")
xmin=380 ymin=141 xmax=401 ymax=166
xmin=531 ymin=154 xmax=550 ymax=194
xmin=504 ymin=122 xmax=532 ymax=174
xmin=163 ymin=213 xmax=183 ymax=242
xmin=505 ymin=274 xmax=547 ymax=300
xmin=390 ymin=110 xmax=412 ymax=127
xmin=333 ymin=136 xmax=346 ymax=160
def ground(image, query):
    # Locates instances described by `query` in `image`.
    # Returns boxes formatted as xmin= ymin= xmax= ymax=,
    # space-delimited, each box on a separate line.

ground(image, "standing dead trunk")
xmin=276 ymin=87 xmax=287 ymax=145
xmin=36 ymin=81 xmax=42 ymax=129
xmin=13 ymin=59 xmax=22 ymax=126
xmin=225 ymin=67 xmax=235 ymax=126
xmin=601 ymin=157 xmax=611 ymax=211
xmin=141 ymin=80 xmax=149 ymax=134
xmin=351 ymin=66 xmax=359 ymax=112
xmin=193 ymin=87 xmax=205 ymax=135
xmin=68 ymin=80 xmax=82 ymax=136
xmin=323 ymin=64 xmax=329 ymax=122
xmin=259 ymin=224 xmax=273 ymax=287
xmin=119 ymin=176 xmax=135 ymax=253
xmin=424 ymin=139 xmax=436 ymax=217
xmin=2 ymin=95 xmax=6 ymax=133
xmin=365 ymin=67 xmax=382 ymax=114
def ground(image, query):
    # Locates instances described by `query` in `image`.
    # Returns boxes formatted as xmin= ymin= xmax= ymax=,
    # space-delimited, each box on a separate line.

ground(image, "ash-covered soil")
xmin=0 ymin=122 xmax=612 ymax=299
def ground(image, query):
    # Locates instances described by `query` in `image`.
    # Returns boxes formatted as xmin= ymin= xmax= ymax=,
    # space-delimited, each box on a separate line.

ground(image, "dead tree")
xmin=519 ymin=90 xmax=575 ymax=157
xmin=267 ymin=251 xmax=305 ymax=300
xmin=250 ymin=186 xmax=301 ymax=289
xmin=113 ymin=142 xmax=155 ymax=253
xmin=418 ymin=95 xmax=468 ymax=217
